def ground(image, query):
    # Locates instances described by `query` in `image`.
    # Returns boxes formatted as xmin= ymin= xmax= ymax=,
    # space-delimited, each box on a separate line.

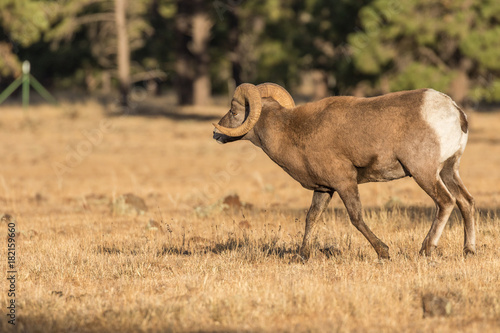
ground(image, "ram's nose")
xmin=213 ymin=128 xmax=225 ymax=144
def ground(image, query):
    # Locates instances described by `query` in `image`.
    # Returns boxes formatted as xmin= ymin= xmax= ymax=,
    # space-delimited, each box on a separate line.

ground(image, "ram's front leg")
xmin=298 ymin=190 xmax=334 ymax=261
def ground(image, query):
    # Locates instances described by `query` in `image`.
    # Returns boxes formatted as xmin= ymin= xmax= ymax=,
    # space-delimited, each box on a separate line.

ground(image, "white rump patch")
xmin=421 ymin=90 xmax=467 ymax=163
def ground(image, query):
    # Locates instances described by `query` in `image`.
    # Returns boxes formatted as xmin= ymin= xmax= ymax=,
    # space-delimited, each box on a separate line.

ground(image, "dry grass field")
xmin=0 ymin=99 xmax=499 ymax=332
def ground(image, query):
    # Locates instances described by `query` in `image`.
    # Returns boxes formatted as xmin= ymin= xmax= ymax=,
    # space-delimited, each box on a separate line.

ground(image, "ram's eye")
xmin=230 ymin=110 xmax=238 ymax=116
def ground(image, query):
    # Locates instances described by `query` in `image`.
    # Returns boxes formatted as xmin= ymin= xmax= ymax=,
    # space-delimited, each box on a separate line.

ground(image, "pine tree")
xmin=348 ymin=0 xmax=500 ymax=103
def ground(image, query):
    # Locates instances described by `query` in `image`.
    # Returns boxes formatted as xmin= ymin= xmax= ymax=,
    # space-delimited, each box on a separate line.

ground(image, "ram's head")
xmin=213 ymin=83 xmax=295 ymax=144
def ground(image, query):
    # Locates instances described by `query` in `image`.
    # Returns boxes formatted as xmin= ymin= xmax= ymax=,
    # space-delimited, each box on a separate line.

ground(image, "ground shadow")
xmin=107 ymin=103 xmax=221 ymax=122
xmin=257 ymin=205 xmax=499 ymax=226
xmin=468 ymin=137 xmax=500 ymax=145
xmin=156 ymin=240 xmax=343 ymax=260
xmin=95 ymin=235 xmax=312 ymax=259
xmin=156 ymin=237 xmax=300 ymax=258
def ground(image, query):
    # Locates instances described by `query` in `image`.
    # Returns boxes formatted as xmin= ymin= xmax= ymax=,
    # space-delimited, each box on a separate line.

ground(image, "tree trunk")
xmin=115 ymin=0 xmax=130 ymax=107
xmin=175 ymin=0 xmax=192 ymax=105
xmin=227 ymin=9 xmax=242 ymax=87
xmin=175 ymin=0 xmax=212 ymax=106
xmin=191 ymin=11 xmax=212 ymax=105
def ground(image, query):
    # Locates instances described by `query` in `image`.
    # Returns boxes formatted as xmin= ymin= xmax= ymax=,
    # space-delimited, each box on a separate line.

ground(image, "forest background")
xmin=1 ymin=0 xmax=500 ymax=107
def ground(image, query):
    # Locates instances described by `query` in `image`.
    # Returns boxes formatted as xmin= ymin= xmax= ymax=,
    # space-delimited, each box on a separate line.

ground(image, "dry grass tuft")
xmin=422 ymin=293 xmax=452 ymax=318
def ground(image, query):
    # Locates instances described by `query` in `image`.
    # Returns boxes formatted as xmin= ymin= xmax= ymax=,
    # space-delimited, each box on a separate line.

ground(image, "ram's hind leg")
xmin=440 ymin=157 xmax=476 ymax=255
xmin=411 ymin=168 xmax=456 ymax=256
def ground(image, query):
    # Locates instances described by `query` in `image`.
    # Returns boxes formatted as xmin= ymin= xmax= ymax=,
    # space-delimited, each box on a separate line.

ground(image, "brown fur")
xmin=246 ymin=90 xmax=435 ymax=190
xmin=214 ymin=88 xmax=476 ymax=260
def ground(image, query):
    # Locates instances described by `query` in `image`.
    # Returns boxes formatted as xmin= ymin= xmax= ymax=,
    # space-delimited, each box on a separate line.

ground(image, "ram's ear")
xmin=230 ymin=99 xmax=245 ymax=115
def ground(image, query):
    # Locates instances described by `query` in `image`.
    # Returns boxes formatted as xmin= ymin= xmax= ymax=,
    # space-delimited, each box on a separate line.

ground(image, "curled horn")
xmin=212 ymin=83 xmax=262 ymax=137
xmin=257 ymin=82 xmax=295 ymax=109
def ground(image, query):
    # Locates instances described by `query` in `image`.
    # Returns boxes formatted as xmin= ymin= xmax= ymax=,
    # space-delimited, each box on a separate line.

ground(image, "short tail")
xmin=455 ymin=103 xmax=468 ymax=134
xmin=437 ymin=91 xmax=468 ymax=133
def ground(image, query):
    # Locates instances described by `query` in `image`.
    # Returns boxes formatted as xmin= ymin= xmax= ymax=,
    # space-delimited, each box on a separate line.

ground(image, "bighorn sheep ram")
xmin=213 ymin=83 xmax=475 ymax=260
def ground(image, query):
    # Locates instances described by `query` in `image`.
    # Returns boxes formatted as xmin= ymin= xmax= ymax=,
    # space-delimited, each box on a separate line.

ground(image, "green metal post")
xmin=0 ymin=60 xmax=57 ymax=107
xmin=0 ymin=77 xmax=23 ymax=105
xmin=22 ymin=61 xmax=30 ymax=109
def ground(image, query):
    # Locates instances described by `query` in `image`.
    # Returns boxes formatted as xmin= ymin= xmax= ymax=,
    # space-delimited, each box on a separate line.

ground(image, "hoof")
xmin=419 ymin=239 xmax=436 ymax=257
xmin=419 ymin=246 xmax=437 ymax=257
xmin=376 ymin=243 xmax=390 ymax=260
xmin=289 ymin=254 xmax=307 ymax=264
xmin=463 ymin=246 xmax=476 ymax=257
xmin=289 ymin=247 xmax=310 ymax=264
xmin=299 ymin=247 xmax=311 ymax=260
xmin=377 ymin=252 xmax=391 ymax=260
